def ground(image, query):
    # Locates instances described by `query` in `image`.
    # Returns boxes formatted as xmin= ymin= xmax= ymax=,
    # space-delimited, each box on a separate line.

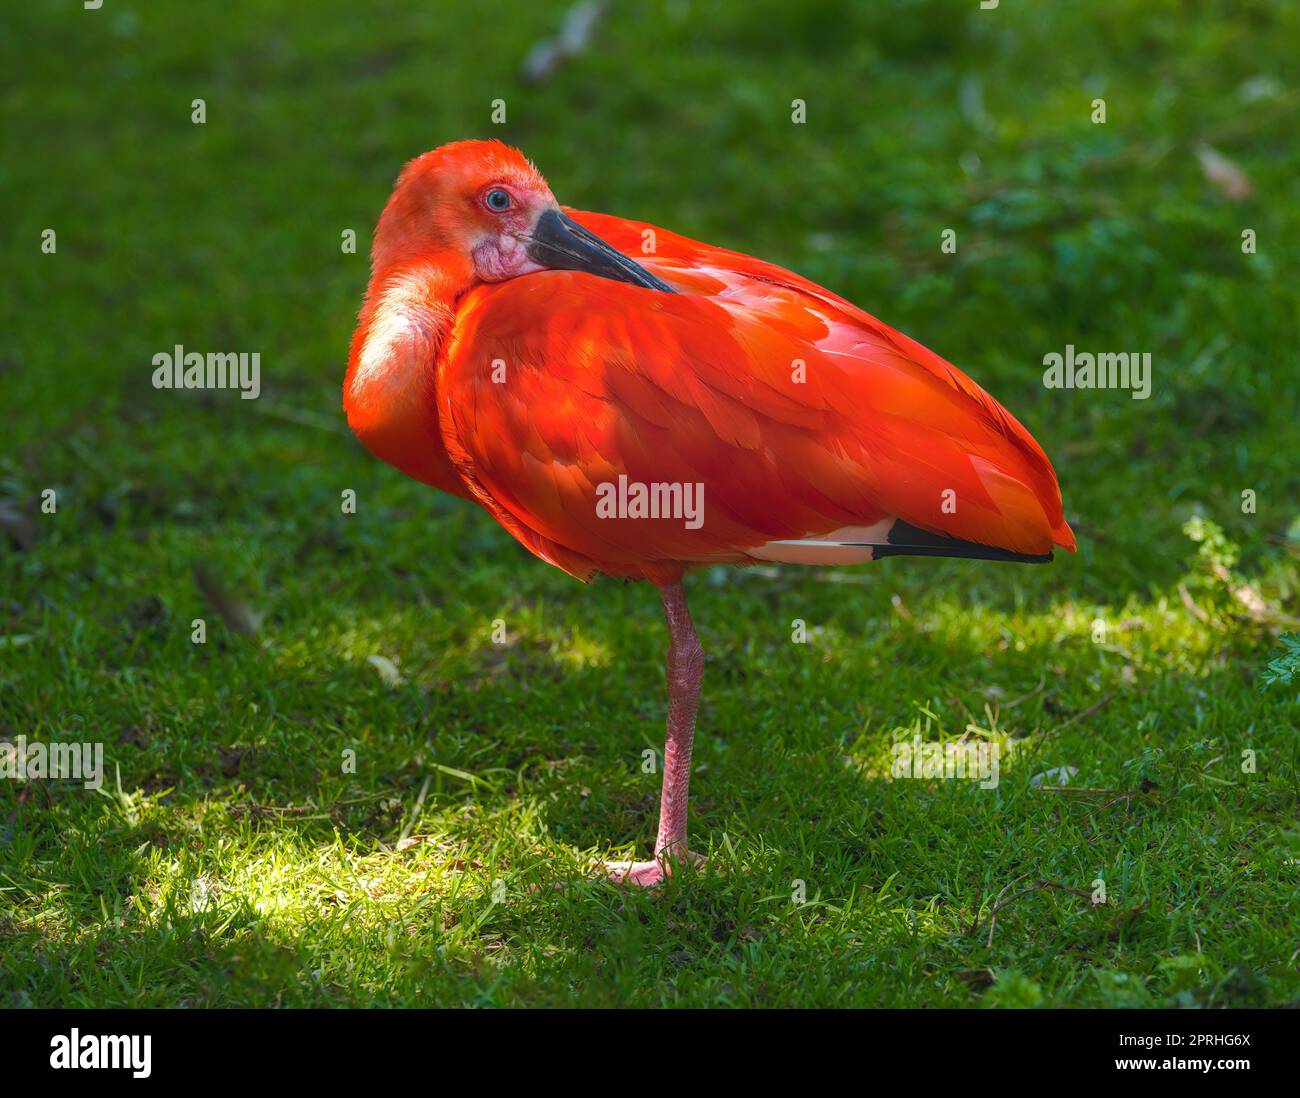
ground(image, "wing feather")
xmin=436 ymin=213 xmax=1074 ymax=581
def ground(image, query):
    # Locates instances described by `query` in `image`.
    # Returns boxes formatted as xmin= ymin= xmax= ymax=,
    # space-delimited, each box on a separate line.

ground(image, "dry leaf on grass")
xmin=192 ymin=564 xmax=260 ymax=637
xmin=1196 ymin=142 xmax=1252 ymax=200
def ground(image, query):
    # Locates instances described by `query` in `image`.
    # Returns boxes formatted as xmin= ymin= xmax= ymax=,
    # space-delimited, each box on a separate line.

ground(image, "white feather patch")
xmin=746 ymin=520 xmax=895 ymax=565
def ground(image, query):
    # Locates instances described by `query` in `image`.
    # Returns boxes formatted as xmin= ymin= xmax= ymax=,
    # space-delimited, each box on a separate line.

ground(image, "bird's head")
xmin=372 ymin=140 xmax=672 ymax=292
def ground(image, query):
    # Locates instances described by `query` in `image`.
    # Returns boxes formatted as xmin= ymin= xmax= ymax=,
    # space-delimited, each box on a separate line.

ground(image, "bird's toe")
xmin=599 ymin=851 xmax=706 ymax=887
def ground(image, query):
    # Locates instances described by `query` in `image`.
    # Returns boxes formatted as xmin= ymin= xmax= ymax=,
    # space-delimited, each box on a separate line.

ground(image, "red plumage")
xmin=346 ymin=142 xmax=1073 ymax=585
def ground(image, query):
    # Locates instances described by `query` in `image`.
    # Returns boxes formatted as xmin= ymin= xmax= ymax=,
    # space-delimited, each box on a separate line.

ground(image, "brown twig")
xmin=1178 ymin=583 xmax=1212 ymax=625
xmin=976 ymin=877 xmax=1103 ymax=947
xmin=967 ymin=871 xmax=1028 ymax=938
xmin=1002 ymin=675 xmax=1047 ymax=710
xmin=1039 ymin=691 xmax=1116 ymax=741
xmin=228 ymin=802 xmax=316 ymax=817
xmin=193 ymin=565 xmax=260 ymax=638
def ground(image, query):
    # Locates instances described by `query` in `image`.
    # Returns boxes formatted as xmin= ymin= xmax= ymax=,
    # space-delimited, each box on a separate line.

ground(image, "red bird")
xmin=345 ymin=140 xmax=1074 ymax=886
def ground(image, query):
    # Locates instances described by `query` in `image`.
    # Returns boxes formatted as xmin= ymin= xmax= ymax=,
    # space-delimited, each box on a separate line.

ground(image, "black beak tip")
xmin=527 ymin=209 xmax=675 ymax=294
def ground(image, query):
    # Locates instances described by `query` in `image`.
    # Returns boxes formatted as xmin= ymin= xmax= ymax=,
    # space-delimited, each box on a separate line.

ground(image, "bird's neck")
xmin=344 ymin=255 xmax=475 ymax=496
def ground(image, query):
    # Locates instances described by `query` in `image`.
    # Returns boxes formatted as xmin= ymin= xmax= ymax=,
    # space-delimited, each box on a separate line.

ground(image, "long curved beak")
xmin=526 ymin=209 xmax=675 ymax=293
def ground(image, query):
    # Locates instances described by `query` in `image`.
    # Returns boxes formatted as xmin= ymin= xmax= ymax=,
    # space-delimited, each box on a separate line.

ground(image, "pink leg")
xmin=604 ymin=582 xmax=706 ymax=886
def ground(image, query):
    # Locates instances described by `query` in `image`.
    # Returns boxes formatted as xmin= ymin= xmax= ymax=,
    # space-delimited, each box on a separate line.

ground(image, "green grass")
xmin=3 ymin=0 xmax=1299 ymax=1007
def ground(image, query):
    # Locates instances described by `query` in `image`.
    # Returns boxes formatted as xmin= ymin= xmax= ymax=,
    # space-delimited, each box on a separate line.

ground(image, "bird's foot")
xmin=600 ymin=849 xmax=706 ymax=887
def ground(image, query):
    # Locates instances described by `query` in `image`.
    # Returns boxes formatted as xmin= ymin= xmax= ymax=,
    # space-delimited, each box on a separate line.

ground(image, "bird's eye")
xmin=484 ymin=188 xmax=512 ymax=212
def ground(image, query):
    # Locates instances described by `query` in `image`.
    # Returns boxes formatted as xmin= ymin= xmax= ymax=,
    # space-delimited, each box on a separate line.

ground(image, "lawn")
xmin=2 ymin=0 xmax=1298 ymax=1007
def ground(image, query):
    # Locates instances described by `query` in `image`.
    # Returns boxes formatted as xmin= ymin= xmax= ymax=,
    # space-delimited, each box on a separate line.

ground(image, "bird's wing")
xmin=436 ymin=214 xmax=1074 ymax=582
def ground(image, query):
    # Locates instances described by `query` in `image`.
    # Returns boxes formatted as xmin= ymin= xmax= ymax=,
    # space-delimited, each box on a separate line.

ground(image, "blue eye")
xmin=485 ymin=188 xmax=512 ymax=212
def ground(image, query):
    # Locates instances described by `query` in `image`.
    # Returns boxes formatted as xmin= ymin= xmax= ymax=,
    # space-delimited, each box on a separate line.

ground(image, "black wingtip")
xmin=864 ymin=519 xmax=1054 ymax=565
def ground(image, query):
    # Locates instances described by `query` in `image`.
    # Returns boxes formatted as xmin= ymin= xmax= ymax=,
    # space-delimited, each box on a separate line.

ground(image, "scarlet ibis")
xmin=345 ymin=140 xmax=1074 ymax=886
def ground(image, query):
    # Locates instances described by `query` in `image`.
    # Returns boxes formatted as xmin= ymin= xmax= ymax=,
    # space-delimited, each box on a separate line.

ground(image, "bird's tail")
xmin=746 ymin=518 xmax=1065 ymax=567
